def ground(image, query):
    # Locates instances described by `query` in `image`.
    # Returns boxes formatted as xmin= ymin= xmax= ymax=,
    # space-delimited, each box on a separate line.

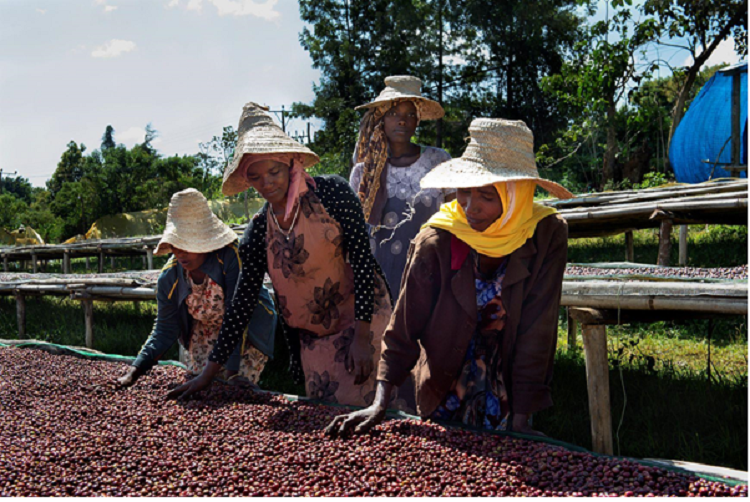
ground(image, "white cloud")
xmin=186 ymin=0 xmax=203 ymax=11
xmin=104 ymin=5 xmax=118 ymax=12
xmin=166 ymin=0 xmax=180 ymax=7
xmin=176 ymin=0 xmax=280 ymax=20
xmin=211 ymin=0 xmax=279 ymax=20
xmin=35 ymin=8 xmax=46 ymax=14
xmin=118 ymin=127 xmax=163 ymax=146
xmin=682 ymin=37 xmax=742 ymax=70
xmin=91 ymin=39 xmax=136 ymax=59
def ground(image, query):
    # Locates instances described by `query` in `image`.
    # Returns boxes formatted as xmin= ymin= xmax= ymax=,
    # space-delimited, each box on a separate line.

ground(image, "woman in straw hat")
xmin=117 ymin=188 xmax=277 ymax=388
xmin=351 ymin=75 xmax=453 ymax=298
xmin=168 ymin=103 xmax=395 ymax=408
xmin=327 ymin=118 xmax=573 ymax=437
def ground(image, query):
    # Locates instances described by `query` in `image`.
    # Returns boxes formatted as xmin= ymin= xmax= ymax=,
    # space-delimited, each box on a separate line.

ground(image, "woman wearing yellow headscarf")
xmin=327 ymin=118 xmax=573 ymax=437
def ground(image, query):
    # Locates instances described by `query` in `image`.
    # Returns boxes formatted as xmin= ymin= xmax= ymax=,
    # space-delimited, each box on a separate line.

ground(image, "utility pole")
xmin=269 ymin=105 xmax=287 ymax=133
xmin=0 ymin=169 xmax=18 ymax=194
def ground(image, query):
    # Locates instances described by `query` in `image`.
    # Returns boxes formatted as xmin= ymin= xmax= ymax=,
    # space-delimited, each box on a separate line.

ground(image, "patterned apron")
xmin=183 ymin=272 xmax=268 ymax=384
xmin=267 ymin=190 xmax=393 ymax=407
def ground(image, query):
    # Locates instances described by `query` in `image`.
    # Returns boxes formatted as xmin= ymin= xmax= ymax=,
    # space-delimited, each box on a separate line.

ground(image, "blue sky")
xmin=0 ymin=0 xmax=742 ymax=187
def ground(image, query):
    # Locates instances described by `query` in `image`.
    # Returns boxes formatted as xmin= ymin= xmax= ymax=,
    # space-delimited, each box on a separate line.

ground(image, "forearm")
xmin=371 ymin=380 xmax=394 ymax=410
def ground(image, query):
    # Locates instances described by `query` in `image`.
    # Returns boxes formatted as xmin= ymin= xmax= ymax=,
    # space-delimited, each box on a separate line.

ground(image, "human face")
xmin=245 ymin=159 xmax=291 ymax=206
xmin=456 ymin=185 xmax=504 ymax=233
xmin=171 ymin=247 xmax=207 ymax=272
xmin=383 ymin=101 xmax=419 ymax=144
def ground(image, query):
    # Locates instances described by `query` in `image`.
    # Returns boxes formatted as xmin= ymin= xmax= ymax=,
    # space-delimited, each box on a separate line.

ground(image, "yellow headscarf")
xmin=424 ymin=180 xmax=557 ymax=258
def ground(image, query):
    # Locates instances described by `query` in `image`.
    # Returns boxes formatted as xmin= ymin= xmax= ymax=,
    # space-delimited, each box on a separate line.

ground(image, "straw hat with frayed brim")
xmin=420 ymin=118 xmax=573 ymax=200
xmin=222 ymin=102 xmax=320 ymax=196
xmin=355 ymin=75 xmax=444 ymax=121
xmin=154 ymin=188 xmax=238 ymax=256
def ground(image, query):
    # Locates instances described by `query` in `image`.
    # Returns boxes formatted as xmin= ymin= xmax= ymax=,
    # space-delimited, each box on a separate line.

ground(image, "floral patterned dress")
xmin=431 ymin=255 xmax=510 ymax=429
xmin=350 ymin=146 xmax=452 ymax=297
xmin=182 ymin=271 xmax=268 ymax=384
xmin=267 ymin=190 xmax=393 ymax=407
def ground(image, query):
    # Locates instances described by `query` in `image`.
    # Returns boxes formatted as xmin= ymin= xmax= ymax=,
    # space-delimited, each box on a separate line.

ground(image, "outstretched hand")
xmin=166 ymin=373 xmax=213 ymax=401
xmin=325 ymin=405 xmax=386 ymax=439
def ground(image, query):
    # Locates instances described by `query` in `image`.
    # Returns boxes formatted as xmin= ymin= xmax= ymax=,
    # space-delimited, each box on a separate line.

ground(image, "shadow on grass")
xmin=536 ymin=351 xmax=748 ymax=471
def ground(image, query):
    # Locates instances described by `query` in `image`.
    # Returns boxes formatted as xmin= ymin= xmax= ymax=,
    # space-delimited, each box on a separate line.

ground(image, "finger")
xmin=166 ymin=383 xmax=188 ymax=400
xmin=177 ymin=385 xmax=200 ymax=402
xmin=325 ymin=415 xmax=345 ymax=438
xmin=354 ymin=415 xmax=380 ymax=435
xmin=339 ymin=415 xmax=365 ymax=438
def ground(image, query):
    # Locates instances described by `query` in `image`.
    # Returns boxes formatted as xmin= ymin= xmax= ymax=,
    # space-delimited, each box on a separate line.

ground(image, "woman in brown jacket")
xmin=327 ymin=118 xmax=573 ymax=437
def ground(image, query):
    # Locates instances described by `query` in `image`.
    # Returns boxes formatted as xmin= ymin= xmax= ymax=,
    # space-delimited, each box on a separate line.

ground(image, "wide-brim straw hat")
xmin=154 ymin=188 xmax=238 ymax=256
xmin=222 ymin=102 xmax=320 ymax=196
xmin=421 ymin=118 xmax=573 ymax=200
xmin=355 ymin=75 xmax=444 ymax=121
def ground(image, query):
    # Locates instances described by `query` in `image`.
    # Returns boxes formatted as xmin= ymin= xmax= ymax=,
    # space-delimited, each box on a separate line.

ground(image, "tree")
xmin=643 ymin=0 xmax=747 ymax=153
xmin=141 ymin=123 xmax=159 ymax=155
xmin=0 ymin=175 xmax=33 ymax=203
xmin=540 ymin=2 xmax=657 ymax=186
xmin=47 ymin=141 xmax=87 ymax=198
xmin=101 ymin=125 xmax=116 ymax=150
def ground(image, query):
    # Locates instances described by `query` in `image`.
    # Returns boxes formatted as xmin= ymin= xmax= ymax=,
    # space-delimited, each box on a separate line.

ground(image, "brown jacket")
xmin=377 ymin=213 xmax=568 ymax=417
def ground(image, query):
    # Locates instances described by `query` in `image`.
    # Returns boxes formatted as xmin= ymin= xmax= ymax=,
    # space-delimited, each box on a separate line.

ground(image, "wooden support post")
xmin=581 ymin=323 xmax=613 ymax=455
xmin=63 ymin=251 xmax=71 ymax=274
xmin=142 ymin=255 xmax=147 ymax=269
xmin=133 ymin=301 xmax=141 ymax=313
xmin=83 ymin=299 xmax=94 ymax=349
xmin=15 ymin=292 xmax=27 ymax=339
xmin=98 ymin=252 xmax=104 ymax=274
xmin=678 ymin=225 xmax=688 ymax=266
xmin=625 ymin=231 xmax=634 ymax=262
xmin=31 ymin=252 xmax=38 ymax=273
xmin=146 ymin=248 xmax=154 ymax=270
xmin=657 ymin=219 xmax=673 ymax=266
xmin=110 ymin=256 xmax=116 ymax=269
xmin=2 ymin=254 xmax=7 ymax=272
xmin=567 ymin=307 xmax=578 ymax=351
xmin=85 ymin=257 xmax=90 ymax=270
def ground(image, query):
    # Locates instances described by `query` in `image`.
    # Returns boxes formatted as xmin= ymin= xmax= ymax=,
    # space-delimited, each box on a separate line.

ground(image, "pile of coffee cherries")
xmin=0 ymin=347 xmax=745 ymax=497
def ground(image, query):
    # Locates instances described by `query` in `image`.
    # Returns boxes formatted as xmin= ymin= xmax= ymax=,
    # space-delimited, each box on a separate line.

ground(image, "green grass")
xmin=568 ymin=224 xmax=748 ymax=267
xmin=0 ymin=224 xmax=746 ymax=470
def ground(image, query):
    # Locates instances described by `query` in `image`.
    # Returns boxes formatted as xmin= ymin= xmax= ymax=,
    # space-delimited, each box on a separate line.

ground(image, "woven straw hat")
xmin=421 ymin=118 xmax=573 ymax=199
xmin=222 ymin=102 xmax=320 ymax=196
xmin=355 ymin=75 xmax=444 ymax=121
xmin=154 ymin=188 xmax=238 ymax=256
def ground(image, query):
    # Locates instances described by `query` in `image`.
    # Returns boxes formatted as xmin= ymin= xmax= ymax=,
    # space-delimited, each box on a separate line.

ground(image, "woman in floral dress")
xmin=117 ymin=188 xmax=277 ymax=388
xmin=350 ymin=75 xmax=453 ymax=298
xmin=168 ymin=103 xmax=394 ymax=408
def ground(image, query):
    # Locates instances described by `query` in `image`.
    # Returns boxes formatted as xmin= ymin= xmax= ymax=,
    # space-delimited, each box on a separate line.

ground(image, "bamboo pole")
xmin=110 ymin=256 xmax=116 ymax=269
xmin=625 ymin=231 xmax=634 ymax=262
xmin=31 ymin=252 xmax=37 ymax=273
xmin=15 ymin=292 xmax=27 ymax=339
xmin=581 ymin=322 xmax=613 ymax=455
xmin=98 ymin=252 xmax=104 ymax=274
xmin=146 ymin=247 xmax=154 ymax=270
xmin=63 ymin=251 xmax=70 ymax=274
xmin=679 ymin=225 xmax=688 ymax=266
xmin=85 ymin=257 xmax=90 ymax=270
xmin=561 ymin=197 xmax=747 ymax=221
xmin=658 ymin=219 xmax=673 ymax=266
xmin=561 ymin=294 xmax=747 ymax=315
xmin=82 ymin=299 xmax=94 ymax=349
xmin=2 ymin=254 xmax=7 ymax=272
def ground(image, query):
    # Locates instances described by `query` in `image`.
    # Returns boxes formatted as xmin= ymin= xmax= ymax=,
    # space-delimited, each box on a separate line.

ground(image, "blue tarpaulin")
xmin=669 ymin=62 xmax=747 ymax=183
